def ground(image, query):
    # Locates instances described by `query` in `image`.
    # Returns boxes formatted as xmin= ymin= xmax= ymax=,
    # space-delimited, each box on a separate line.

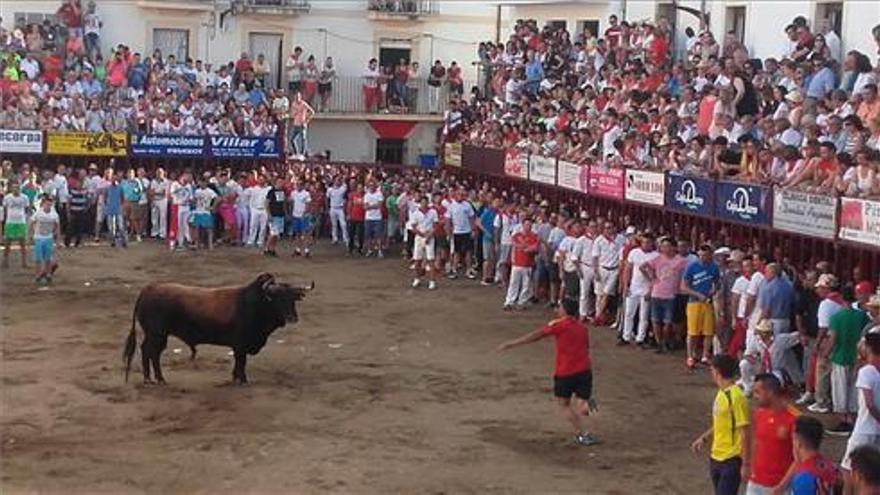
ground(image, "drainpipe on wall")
xmin=495 ymin=5 xmax=501 ymax=45
xmin=621 ymin=0 xmax=627 ymax=22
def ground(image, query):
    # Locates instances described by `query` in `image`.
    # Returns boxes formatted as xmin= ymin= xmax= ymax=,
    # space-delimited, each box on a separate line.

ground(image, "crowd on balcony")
xmin=0 ymin=1 xmax=329 ymax=142
xmin=447 ymin=17 xmax=880 ymax=199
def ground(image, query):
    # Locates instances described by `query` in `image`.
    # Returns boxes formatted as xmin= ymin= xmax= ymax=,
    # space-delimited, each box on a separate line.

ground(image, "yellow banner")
xmin=445 ymin=142 xmax=462 ymax=167
xmin=46 ymin=132 xmax=128 ymax=156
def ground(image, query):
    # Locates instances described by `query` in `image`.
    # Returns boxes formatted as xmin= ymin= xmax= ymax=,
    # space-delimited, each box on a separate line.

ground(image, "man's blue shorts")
xmin=651 ymin=297 xmax=675 ymax=325
xmin=33 ymin=237 xmax=54 ymax=263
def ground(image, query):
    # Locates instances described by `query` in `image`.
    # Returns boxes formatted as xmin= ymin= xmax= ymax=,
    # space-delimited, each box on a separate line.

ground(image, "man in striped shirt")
xmin=65 ymin=169 xmax=90 ymax=248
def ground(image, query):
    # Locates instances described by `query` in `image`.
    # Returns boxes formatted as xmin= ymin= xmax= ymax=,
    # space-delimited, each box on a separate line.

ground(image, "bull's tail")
xmin=123 ymin=293 xmax=142 ymax=383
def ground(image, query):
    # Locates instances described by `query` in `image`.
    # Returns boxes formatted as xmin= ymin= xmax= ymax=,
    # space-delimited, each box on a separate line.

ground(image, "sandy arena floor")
xmin=0 ymin=241 xmax=847 ymax=494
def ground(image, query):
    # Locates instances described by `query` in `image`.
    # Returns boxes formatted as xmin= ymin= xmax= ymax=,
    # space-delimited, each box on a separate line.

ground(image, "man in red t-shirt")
xmin=498 ymin=298 xmax=599 ymax=447
xmin=503 ymin=217 xmax=539 ymax=310
xmin=746 ymin=373 xmax=799 ymax=493
xmin=346 ymin=182 xmax=366 ymax=255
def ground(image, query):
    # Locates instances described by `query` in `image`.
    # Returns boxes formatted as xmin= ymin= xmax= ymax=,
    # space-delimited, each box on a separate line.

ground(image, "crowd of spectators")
xmin=446 ymin=17 xmax=880 ymax=199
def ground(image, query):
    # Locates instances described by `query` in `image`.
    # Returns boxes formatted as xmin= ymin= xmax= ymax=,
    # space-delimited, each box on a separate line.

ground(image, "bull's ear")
xmin=254 ymin=272 xmax=275 ymax=290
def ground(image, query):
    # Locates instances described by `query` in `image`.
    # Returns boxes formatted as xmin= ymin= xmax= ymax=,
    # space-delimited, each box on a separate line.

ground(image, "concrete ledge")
xmin=313 ymin=112 xmax=443 ymax=122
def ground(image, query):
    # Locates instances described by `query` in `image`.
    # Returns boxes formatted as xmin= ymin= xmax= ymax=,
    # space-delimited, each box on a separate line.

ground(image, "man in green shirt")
xmin=120 ymin=169 xmax=144 ymax=242
xmin=691 ymin=354 xmax=751 ymax=495
xmin=823 ymin=290 xmax=871 ymax=436
xmin=385 ymin=184 xmax=399 ymax=244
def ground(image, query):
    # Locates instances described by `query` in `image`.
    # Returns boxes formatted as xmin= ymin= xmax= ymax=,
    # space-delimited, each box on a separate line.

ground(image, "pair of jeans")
xmin=709 ymin=456 xmax=742 ymax=495
xmin=348 ymin=221 xmax=364 ymax=253
xmin=290 ymin=125 xmax=308 ymax=155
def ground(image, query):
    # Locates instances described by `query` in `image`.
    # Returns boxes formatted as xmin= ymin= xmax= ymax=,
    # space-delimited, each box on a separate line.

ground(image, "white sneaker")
xmin=412 ymin=278 xmax=420 ymax=288
xmin=428 ymin=281 xmax=436 ymax=290
xmin=378 ymin=250 xmax=384 ymax=259
xmin=807 ymin=403 xmax=830 ymax=414
xmin=795 ymin=392 xmax=814 ymax=405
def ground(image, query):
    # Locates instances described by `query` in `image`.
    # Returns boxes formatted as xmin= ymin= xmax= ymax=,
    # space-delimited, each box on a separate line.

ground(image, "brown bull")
xmin=123 ymin=273 xmax=313 ymax=385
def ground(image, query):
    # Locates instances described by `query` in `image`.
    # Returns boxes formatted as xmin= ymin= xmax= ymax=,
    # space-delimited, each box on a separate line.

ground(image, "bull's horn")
xmin=255 ymin=272 xmax=275 ymax=290
xmin=302 ymin=281 xmax=315 ymax=291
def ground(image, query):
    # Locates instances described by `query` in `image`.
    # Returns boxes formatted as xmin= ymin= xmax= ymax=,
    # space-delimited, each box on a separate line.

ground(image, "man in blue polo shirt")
xmin=477 ymin=198 xmax=498 ymax=285
xmin=681 ymin=244 xmax=720 ymax=369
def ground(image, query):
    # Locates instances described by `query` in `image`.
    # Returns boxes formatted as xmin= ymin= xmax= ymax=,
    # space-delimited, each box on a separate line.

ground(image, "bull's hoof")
xmin=232 ymin=378 xmax=249 ymax=386
xmin=157 ymin=379 xmax=167 ymax=386
xmin=143 ymin=378 xmax=156 ymax=385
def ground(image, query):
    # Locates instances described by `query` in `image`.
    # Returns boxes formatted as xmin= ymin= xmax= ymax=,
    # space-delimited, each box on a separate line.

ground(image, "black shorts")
xmin=673 ymin=294 xmax=689 ymax=325
xmin=318 ymin=82 xmax=332 ymax=95
xmin=554 ymin=370 xmax=593 ymax=400
xmin=548 ymin=261 xmax=560 ymax=283
xmin=288 ymin=80 xmax=302 ymax=92
xmin=453 ymin=233 xmax=472 ymax=255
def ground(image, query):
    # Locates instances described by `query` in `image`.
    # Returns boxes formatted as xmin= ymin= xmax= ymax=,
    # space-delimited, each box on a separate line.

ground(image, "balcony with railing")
xmin=367 ymin=0 xmax=438 ymax=21
xmin=239 ymin=0 xmax=310 ymax=15
xmin=295 ymin=76 xmax=471 ymax=120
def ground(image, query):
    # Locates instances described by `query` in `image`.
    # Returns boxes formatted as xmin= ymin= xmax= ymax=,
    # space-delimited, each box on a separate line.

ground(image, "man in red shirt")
xmin=346 ymin=182 xmax=366 ymax=255
xmin=498 ymin=298 xmax=599 ymax=447
xmin=746 ymin=373 xmax=799 ymax=493
xmin=503 ymin=217 xmax=539 ymax=310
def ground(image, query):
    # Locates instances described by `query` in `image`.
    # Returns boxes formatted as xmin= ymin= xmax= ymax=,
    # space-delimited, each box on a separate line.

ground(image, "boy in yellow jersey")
xmin=691 ymin=354 xmax=751 ymax=495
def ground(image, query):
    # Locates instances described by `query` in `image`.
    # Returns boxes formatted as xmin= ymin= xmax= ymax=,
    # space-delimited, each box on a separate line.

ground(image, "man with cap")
xmin=713 ymin=246 xmax=735 ymax=354
xmin=739 ymin=319 xmax=801 ymax=396
xmin=807 ymin=274 xmax=846 ymax=414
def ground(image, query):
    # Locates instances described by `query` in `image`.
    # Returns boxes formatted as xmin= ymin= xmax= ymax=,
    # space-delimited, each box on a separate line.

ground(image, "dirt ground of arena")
xmin=0 ymin=241 xmax=847 ymax=494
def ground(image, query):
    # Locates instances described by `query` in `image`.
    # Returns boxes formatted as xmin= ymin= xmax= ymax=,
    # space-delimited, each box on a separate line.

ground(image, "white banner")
xmin=624 ymin=169 xmax=665 ymax=206
xmin=528 ymin=155 xmax=556 ymax=185
xmin=772 ymin=189 xmax=837 ymax=240
xmin=839 ymin=197 xmax=880 ymax=247
xmin=0 ymin=129 xmax=42 ymax=154
xmin=557 ymin=160 xmax=587 ymax=193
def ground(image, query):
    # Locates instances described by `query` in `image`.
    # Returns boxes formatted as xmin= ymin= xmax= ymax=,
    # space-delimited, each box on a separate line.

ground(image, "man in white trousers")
xmin=574 ymin=218 xmax=597 ymax=321
xmin=149 ymin=167 xmax=169 ymax=239
xmin=234 ymin=173 xmax=251 ymax=246
xmin=326 ymin=177 xmax=348 ymax=245
xmin=248 ymin=176 xmax=271 ymax=247
xmin=169 ymin=172 xmax=192 ymax=249
xmin=621 ymin=233 xmax=659 ymax=346
xmin=504 ymin=218 xmax=539 ymax=311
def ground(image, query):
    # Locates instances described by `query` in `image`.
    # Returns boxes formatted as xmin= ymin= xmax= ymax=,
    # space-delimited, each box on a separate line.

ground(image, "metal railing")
xmin=366 ymin=0 xmax=437 ymax=16
xmin=244 ymin=0 xmax=310 ymax=10
xmin=293 ymin=76 xmax=474 ymax=114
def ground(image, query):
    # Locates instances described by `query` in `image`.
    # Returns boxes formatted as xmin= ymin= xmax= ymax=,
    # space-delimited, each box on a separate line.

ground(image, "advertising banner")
xmin=444 ymin=142 xmax=462 ymax=167
xmin=528 ymin=155 xmax=557 ymax=185
xmin=557 ymin=160 xmax=589 ymax=193
xmin=503 ymin=149 xmax=528 ymax=179
xmin=46 ymin=132 xmax=127 ymax=156
xmin=208 ymin=136 xmax=280 ymax=159
xmin=624 ymin=169 xmax=665 ymax=206
xmin=588 ymin=166 xmax=625 ymax=199
xmin=0 ymin=129 xmax=43 ymax=154
xmin=715 ymin=181 xmax=772 ymax=225
xmin=839 ymin=197 xmax=880 ymax=247
xmin=665 ymin=174 xmax=715 ymax=216
xmin=772 ymin=189 xmax=838 ymax=240
xmin=131 ymin=134 xmax=207 ymax=157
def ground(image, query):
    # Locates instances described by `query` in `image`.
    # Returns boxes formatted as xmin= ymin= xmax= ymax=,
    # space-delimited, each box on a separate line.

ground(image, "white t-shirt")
xmin=151 ymin=178 xmax=169 ymax=201
xmin=364 ymin=190 xmax=384 ymax=221
xmin=592 ymin=236 xmax=619 ymax=269
xmin=731 ymin=275 xmax=751 ymax=319
xmin=3 ymin=194 xmax=30 ymax=224
xmin=817 ymin=299 xmax=844 ymax=329
xmin=31 ymin=208 xmax=59 ymax=239
xmin=410 ymin=208 xmax=439 ymax=236
xmin=290 ymin=189 xmax=311 ymax=218
xmin=446 ymin=200 xmax=474 ymax=234
xmin=746 ymin=271 xmax=766 ymax=327
xmin=53 ymin=174 xmax=70 ymax=203
xmin=494 ymin=213 xmax=520 ymax=245
xmin=626 ymin=248 xmax=660 ymax=296
xmin=572 ymin=235 xmax=594 ymax=270
xmin=327 ymin=185 xmax=347 ymax=209
xmin=138 ymin=178 xmax=150 ymax=205
xmin=556 ymin=236 xmax=577 ymax=272
xmin=193 ymin=187 xmax=217 ymax=214
xmin=170 ymin=182 xmax=192 ymax=207
xmin=853 ymin=364 xmax=880 ymax=435
xmin=249 ymin=186 xmax=271 ymax=210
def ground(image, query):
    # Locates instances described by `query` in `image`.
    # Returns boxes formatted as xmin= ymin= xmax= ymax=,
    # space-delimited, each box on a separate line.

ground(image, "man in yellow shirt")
xmin=691 ymin=354 xmax=751 ymax=495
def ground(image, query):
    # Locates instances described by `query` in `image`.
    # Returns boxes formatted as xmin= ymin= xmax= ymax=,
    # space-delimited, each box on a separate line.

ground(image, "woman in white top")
xmin=839 ymin=149 xmax=878 ymax=198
